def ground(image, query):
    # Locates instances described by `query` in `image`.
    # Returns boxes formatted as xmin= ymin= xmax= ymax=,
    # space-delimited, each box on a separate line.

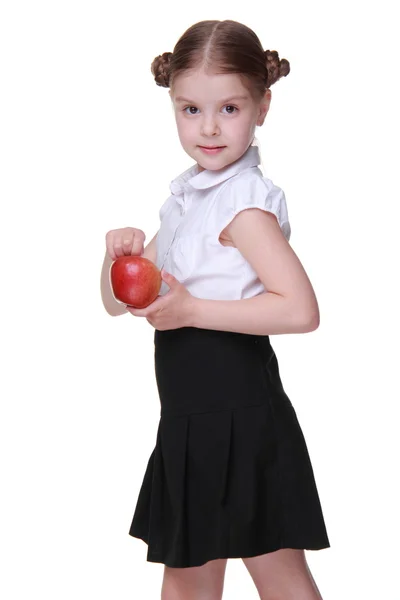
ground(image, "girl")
xmin=101 ymin=19 xmax=329 ymax=600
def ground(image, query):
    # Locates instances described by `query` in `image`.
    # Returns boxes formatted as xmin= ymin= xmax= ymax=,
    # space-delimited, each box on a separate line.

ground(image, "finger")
xmin=130 ymin=229 xmax=145 ymax=256
xmin=117 ymin=228 xmax=136 ymax=258
xmin=120 ymin=227 xmax=140 ymax=256
xmin=162 ymin=270 xmax=179 ymax=287
xmin=126 ymin=305 xmax=147 ymax=317
xmin=114 ymin=233 xmax=126 ymax=259
xmin=122 ymin=231 xmax=133 ymax=255
xmin=105 ymin=231 xmax=117 ymax=261
xmin=145 ymin=296 xmax=164 ymax=311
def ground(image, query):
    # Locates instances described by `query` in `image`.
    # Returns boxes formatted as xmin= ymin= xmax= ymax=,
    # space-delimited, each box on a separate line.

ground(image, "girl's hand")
xmin=126 ymin=270 xmax=196 ymax=331
xmin=105 ymin=227 xmax=145 ymax=261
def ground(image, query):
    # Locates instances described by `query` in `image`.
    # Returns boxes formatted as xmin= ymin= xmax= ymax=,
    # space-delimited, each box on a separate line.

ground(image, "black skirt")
xmin=129 ymin=326 xmax=330 ymax=568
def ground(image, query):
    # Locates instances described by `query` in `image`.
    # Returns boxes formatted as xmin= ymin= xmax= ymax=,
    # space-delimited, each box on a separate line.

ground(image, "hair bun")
xmin=264 ymin=49 xmax=290 ymax=87
xmin=151 ymin=52 xmax=173 ymax=88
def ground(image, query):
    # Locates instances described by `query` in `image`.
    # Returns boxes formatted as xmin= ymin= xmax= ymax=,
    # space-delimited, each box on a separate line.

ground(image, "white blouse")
xmin=156 ymin=144 xmax=291 ymax=300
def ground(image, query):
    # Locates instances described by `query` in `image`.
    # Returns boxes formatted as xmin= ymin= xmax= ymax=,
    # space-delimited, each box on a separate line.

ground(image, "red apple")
xmin=110 ymin=256 xmax=162 ymax=308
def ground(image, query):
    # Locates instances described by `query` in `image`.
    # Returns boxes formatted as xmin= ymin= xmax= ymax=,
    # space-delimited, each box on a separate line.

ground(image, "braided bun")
xmin=151 ymin=52 xmax=173 ymax=88
xmin=264 ymin=50 xmax=290 ymax=87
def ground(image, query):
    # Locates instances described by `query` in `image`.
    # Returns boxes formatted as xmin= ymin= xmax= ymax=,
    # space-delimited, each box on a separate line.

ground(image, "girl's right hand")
xmin=105 ymin=227 xmax=146 ymax=261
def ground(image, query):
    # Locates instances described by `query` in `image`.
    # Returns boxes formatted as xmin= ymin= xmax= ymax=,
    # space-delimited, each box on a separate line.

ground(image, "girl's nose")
xmin=201 ymin=116 xmax=220 ymax=137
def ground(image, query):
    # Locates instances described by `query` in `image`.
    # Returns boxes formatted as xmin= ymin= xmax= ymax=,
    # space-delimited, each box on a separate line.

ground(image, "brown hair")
xmin=151 ymin=20 xmax=290 ymax=101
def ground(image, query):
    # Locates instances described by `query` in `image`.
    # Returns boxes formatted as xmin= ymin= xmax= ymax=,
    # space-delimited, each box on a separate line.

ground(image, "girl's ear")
xmin=257 ymin=90 xmax=271 ymax=126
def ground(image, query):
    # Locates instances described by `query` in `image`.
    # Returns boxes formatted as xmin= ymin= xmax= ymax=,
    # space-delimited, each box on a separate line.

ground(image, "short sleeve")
xmin=215 ymin=172 xmax=291 ymax=241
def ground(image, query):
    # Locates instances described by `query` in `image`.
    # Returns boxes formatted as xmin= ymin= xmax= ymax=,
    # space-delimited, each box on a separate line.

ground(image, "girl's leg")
xmin=161 ymin=557 xmax=228 ymax=600
xmin=242 ymin=549 xmax=324 ymax=600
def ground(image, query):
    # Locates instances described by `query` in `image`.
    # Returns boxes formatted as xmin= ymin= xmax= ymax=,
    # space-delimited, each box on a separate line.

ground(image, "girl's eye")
xmin=222 ymin=105 xmax=238 ymax=114
xmin=183 ymin=105 xmax=238 ymax=115
xmin=184 ymin=106 xmax=199 ymax=115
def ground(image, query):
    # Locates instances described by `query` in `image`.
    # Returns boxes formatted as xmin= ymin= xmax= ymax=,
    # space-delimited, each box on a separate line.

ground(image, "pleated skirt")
xmin=128 ymin=326 xmax=330 ymax=568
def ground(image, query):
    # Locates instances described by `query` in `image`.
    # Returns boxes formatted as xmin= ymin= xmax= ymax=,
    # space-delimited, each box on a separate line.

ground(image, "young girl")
xmin=101 ymin=19 xmax=329 ymax=600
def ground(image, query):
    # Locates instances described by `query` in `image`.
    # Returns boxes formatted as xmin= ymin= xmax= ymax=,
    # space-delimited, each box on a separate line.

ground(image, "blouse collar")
xmin=169 ymin=145 xmax=261 ymax=196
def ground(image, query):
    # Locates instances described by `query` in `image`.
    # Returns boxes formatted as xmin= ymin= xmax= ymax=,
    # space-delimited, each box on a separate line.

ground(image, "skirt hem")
xmin=129 ymin=531 xmax=330 ymax=568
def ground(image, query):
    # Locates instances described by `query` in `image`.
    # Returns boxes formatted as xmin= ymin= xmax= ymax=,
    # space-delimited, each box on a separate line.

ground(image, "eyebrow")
xmin=174 ymin=95 xmax=250 ymax=104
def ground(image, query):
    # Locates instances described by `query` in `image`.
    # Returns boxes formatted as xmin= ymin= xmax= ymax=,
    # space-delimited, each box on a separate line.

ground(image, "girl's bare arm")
xmin=190 ymin=209 xmax=320 ymax=335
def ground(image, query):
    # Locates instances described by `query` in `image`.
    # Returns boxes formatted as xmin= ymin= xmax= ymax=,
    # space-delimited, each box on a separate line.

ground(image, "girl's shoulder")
xmin=214 ymin=167 xmax=291 ymax=241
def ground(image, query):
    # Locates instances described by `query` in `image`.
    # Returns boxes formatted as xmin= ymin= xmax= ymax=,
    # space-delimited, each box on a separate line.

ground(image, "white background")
xmin=1 ymin=1 xmax=399 ymax=598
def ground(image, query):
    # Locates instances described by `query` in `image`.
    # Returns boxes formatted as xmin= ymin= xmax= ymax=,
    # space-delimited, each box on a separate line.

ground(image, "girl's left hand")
xmin=126 ymin=270 xmax=196 ymax=331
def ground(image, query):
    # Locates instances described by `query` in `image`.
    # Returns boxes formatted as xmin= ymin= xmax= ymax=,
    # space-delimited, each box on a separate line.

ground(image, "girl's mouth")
xmin=199 ymin=146 xmax=226 ymax=155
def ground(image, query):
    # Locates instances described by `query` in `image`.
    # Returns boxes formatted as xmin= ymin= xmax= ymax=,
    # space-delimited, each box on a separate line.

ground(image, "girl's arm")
xmin=100 ymin=251 xmax=128 ymax=316
xmin=190 ymin=209 xmax=319 ymax=336
xmin=100 ymin=231 xmax=159 ymax=316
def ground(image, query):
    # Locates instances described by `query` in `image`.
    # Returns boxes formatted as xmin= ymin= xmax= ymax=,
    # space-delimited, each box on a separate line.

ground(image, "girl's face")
xmin=169 ymin=68 xmax=271 ymax=172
